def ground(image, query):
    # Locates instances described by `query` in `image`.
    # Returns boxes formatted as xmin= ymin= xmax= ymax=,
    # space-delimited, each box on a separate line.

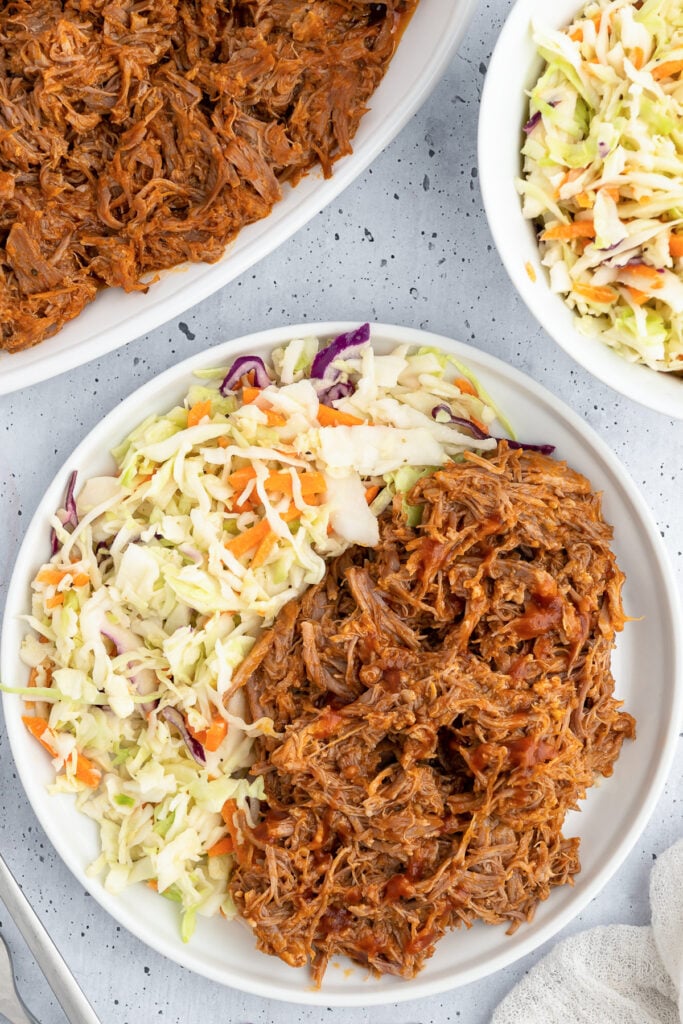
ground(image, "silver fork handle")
xmin=0 ymin=856 xmax=101 ymax=1024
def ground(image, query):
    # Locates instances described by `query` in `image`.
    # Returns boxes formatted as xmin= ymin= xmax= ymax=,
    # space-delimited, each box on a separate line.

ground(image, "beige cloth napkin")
xmin=491 ymin=839 xmax=683 ymax=1024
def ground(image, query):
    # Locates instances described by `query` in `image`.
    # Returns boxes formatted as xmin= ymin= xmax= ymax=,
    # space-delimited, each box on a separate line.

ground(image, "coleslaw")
xmin=518 ymin=0 xmax=683 ymax=373
xmin=10 ymin=326 xmax=524 ymax=940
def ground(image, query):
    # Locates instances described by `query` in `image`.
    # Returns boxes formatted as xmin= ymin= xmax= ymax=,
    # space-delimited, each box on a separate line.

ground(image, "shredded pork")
xmin=229 ymin=445 xmax=635 ymax=983
xmin=0 ymin=0 xmax=415 ymax=352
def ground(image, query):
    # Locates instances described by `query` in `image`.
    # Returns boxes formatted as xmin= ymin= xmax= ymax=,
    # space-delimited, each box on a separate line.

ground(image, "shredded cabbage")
xmin=15 ymin=328 xmax=505 ymax=939
xmin=518 ymin=0 xmax=683 ymax=373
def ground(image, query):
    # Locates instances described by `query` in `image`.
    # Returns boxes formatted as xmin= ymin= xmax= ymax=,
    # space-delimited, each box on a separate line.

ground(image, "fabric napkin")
xmin=491 ymin=839 xmax=683 ymax=1024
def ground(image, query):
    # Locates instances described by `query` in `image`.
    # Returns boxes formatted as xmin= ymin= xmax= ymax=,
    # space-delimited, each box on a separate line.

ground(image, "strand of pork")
xmin=228 ymin=444 xmax=635 ymax=983
xmin=0 ymin=0 xmax=415 ymax=352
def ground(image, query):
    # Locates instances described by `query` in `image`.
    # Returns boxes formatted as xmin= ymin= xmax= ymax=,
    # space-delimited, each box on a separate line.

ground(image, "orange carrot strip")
xmin=207 ymin=837 xmax=235 ymax=857
xmin=74 ymin=754 xmax=101 ymax=788
xmin=541 ymin=221 xmax=596 ymax=241
xmin=620 ymin=264 xmax=664 ymax=288
xmin=455 ymin=377 xmax=477 ymax=397
xmin=569 ymin=28 xmax=583 ymax=42
xmin=217 ymin=436 xmax=230 ymax=448
xmin=574 ymin=282 xmax=618 ymax=304
xmin=624 ymin=286 xmax=649 ymax=306
xmin=652 ymin=59 xmax=683 ymax=80
xmin=148 ymin=880 xmax=158 ymax=891
xmin=575 ymin=192 xmax=594 ymax=209
xmin=317 ymin=404 xmax=364 ymax=427
xmin=242 ymin=387 xmax=262 ymax=404
xmin=36 ymin=567 xmax=69 ymax=586
xmin=264 ymin=410 xmax=287 ymax=427
xmin=187 ymin=400 xmax=212 ymax=427
xmin=189 ymin=714 xmax=228 ymax=752
xmin=46 ymin=593 xmax=64 ymax=609
xmin=224 ymin=505 xmax=300 ymax=558
xmin=250 ymin=531 xmax=279 ymax=569
xmin=599 ymin=186 xmax=620 ymax=202
xmin=22 ymin=715 xmax=58 ymax=757
xmin=632 ymin=46 xmax=644 ymax=70
xmin=669 ymin=234 xmax=683 ymax=258
xmin=37 ymin=567 xmax=89 ymax=588
xmin=228 ymin=465 xmax=257 ymax=488
xmin=364 ymin=485 xmax=380 ymax=504
xmin=229 ymin=468 xmax=326 ymax=497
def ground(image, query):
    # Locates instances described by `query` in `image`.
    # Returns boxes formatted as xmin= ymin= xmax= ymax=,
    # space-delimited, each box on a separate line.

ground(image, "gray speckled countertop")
xmin=0 ymin=1 xmax=681 ymax=1022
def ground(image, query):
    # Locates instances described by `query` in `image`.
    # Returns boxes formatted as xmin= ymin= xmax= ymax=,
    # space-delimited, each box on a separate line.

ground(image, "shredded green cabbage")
xmin=518 ymin=0 xmax=683 ymax=373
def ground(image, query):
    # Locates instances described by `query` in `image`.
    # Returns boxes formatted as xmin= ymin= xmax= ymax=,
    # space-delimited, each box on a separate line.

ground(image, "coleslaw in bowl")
xmin=479 ymin=0 xmax=683 ymax=417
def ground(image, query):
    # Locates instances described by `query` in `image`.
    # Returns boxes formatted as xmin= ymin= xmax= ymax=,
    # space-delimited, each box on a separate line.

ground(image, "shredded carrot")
xmin=624 ymin=286 xmax=649 ymax=306
xmin=542 ymin=221 xmax=596 ymax=241
xmin=74 ymin=754 xmax=102 ymax=788
xmin=228 ymin=467 xmax=326 ymax=498
xmin=569 ymin=28 xmax=583 ymax=42
xmin=620 ymin=264 xmax=664 ymax=288
xmin=224 ymin=504 xmax=300 ymax=558
xmin=187 ymin=400 xmax=212 ymax=427
xmin=264 ymin=410 xmax=287 ymax=427
xmin=207 ymin=836 xmax=235 ymax=857
xmin=23 ymin=715 xmax=58 ymax=756
xmin=591 ymin=12 xmax=601 ymax=30
xmin=471 ymin=416 xmax=488 ymax=434
xmin=669 ymin=234 xmax=683 ymax=258
xmin=364 ymin=485 xmax=380 ymax=504
xmin=632 ymin=46 xmax=644 ymax=70
xmin=217 ymin=435 xmax=230 ymax=448
xmin=147 ymin=880 xmax=158 ymax=891
xmin=455 ymin=377 xmax=477 ymax=397
xmin=23 ymin=716 xmax=101 ymax=788
xmin=652 ymin=59 xmax=683 ymax=80
xmin=188 ymin=714 xmax=228 ymax=752
xmin=599 ymin=186 xmax=620 ymax=202
xmin=37 ymin=567 xmax=89 ymax=589
xmin=573 ymin=282 xmax=618 ymax=304
xmin=317 ymin=404 xmax=364 ymax=427
xmin=575 ymin=192 xmax=594 ymax=209
xmin=250 ymin=530 xmax=278 ymax=569
xmin=524 ymin=261 xmax=537 ymax=283
xmin=46 ymin=593 xmax=64 ymax=609
xmin=242 ymin=386 xmax=262 ymax=404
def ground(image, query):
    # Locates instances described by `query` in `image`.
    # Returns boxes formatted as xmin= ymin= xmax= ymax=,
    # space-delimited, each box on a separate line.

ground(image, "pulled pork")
xmin=229 ymin=445 xmax=635 ymax=982
xmin=0 ymin=0 xmax=415 ymax=352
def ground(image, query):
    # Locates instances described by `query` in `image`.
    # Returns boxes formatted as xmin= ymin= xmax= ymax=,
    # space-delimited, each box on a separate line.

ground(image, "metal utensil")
xmin=0 ymin=854 xmax=101 ymax=1024
xmin=0 ymin=928 xmax=38 ymax=1024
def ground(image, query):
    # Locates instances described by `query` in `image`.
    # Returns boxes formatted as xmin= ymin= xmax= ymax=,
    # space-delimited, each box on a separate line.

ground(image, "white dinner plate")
xmin=478 ymin=0 xmax=683 ymax=419
xmin=2 ymin=323 xmax=681 ymax=1006
xmin=0 ymin=0 xmax=478 ymax=397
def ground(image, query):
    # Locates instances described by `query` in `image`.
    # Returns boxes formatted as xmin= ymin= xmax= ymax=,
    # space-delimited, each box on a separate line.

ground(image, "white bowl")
xmin=478 ymin=0 xmax=683 ymax=420
xmin=0 ymin=0 xmax=478 ymax=396
xmin=2 ymin=322 xmax=681 ymax=1005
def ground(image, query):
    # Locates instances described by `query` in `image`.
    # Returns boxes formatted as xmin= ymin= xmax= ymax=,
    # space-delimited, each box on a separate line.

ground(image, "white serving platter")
xmin=2 ymin=323 xmax=681 ymax=1005
xmin=0 ymin=0 xmax=478 ymax=396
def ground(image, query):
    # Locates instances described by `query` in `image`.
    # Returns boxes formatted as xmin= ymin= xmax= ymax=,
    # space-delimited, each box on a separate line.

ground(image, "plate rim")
xmin=0 ymin=0 xmax=480 ymax=397
xmin=2 ymin=320 xmax=682 ymax=1005
xmin=477 ymin=0 xmax=683 ymax=420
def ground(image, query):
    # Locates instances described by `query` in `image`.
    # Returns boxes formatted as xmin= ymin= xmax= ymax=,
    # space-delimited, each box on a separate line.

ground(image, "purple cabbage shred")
xmin=496 ymin=438 xmax=556 ymax=456
xmin=219 ymin=355 xmax=271 ymax=395
xmin=160 ymin=707 xmax=206 ymax=765
xmin=50 ymin=469 xmax=78 ymax=554
xmin=310 ymin=323 xmax=370 ymax=385
xmin=431 ymin=404 xmax=490 ymax=440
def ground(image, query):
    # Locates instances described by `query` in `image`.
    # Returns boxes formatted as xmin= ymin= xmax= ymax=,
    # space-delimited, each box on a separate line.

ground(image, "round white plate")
xmin=0 ymin=0 xmax=478 ymax=396
xmin=2 ymin=323 xmax=681 ymax=1005
xmin=478 ymin=0 xmax=683 ymax=420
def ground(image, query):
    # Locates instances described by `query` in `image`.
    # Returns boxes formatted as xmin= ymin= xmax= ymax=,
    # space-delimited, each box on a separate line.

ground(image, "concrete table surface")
xmin=0 ymin=1 xmax=681 ymax=1021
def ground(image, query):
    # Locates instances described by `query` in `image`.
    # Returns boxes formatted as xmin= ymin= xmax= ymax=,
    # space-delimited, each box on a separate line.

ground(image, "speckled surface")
xmin=0 ymin=1 xmax=681 ymax=1021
